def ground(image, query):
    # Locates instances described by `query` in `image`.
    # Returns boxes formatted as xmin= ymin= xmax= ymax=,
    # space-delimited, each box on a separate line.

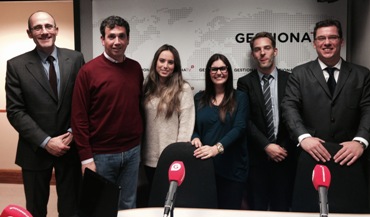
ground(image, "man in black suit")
xmin=237 ymin=32 xmax=296 ymax=211
xmin=6 ymin=11 xmax=84 ymax=217
xmin=281 ymin=19 xmax=369 ymax=213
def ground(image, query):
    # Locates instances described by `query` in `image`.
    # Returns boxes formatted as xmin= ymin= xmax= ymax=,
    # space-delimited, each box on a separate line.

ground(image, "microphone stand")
xmin=170 ymin=193 xmax=177 ymax=217
xmin=170 ymin=206 xmax=174 ymax=217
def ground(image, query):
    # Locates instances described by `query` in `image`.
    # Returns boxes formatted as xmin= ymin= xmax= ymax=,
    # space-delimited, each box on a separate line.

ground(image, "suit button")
xmin=331 ymin=117 xmax=335 ymax=122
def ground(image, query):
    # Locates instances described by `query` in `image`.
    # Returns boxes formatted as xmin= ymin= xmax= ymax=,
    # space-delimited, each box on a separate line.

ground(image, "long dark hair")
xmin=143 ymin=44 xmax=186 ymax=119
xmin=200 ymin=53 xmax=236 ymax=122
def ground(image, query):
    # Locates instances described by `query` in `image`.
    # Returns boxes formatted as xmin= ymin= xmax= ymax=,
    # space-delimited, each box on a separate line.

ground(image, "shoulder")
xmin=238 ymin=70 xmax=257 ymax=82
xmin=277 ymin=68 xmax=290 ymax=75
xmin=8 ymin=50 xmax=36 ymax=63
xmin=292 ymin=60 xmax=316 ymax=73
xmin=57 ymin=47 xmax=83 ymax=59
xmin=125 ymin=57 xmax=142 ymax=68
xmin=234 ymin=90 xmax=248 ymax=110
xmin=277 ymin=69 xmax=291 ymax=81
xmin=194 ymin=90 xmax=204 ymax=101
xmin=80 ymin=55 xmax=102 ymax=69
xmin=235 ymin=89 xmax=247 ymax=100
xmin=182 ymin=82 xmax=193 ymax=93
xmin=343 ymin=61 xmax=370 ymax=74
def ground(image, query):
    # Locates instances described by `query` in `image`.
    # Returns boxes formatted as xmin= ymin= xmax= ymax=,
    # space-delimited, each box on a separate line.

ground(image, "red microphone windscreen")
xmin=168 ymin=161 xmax=185 ymax=186
xmin=312 ymin=164 xmax=331 ymax=190
xmin=1 ymin=204 xmax=32 ymax=217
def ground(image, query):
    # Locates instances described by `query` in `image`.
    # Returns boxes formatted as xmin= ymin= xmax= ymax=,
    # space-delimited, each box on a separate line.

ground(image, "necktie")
xmin=326 ymin=67 xmax=336 ymax=95
xmin=262 ymin=75 xmax=275 ymax=143
xmin=47 ymin=56 xmax=58 ymax=99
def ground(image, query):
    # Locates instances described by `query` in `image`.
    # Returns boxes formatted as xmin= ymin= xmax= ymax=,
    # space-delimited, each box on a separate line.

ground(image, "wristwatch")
xmin=354 ymin=140 xmax=366 ymax=150
xmin=216 ymin=142 xmax=224 ymax=154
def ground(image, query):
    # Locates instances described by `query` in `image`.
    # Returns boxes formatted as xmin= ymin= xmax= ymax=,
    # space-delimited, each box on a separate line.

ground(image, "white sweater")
xmin=142 ymin=83 xmax=195 ymax=167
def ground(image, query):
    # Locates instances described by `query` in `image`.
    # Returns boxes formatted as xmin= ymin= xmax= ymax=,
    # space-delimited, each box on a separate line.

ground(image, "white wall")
xmin=90 ymin=0 xmax=347 ymax=93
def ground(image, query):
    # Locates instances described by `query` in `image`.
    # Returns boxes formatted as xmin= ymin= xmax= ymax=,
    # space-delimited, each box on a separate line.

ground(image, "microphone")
xmin=163 ymin=161 xmax=185 ymax=217
xmin=312 ymin=164 xmax=331 ymax=217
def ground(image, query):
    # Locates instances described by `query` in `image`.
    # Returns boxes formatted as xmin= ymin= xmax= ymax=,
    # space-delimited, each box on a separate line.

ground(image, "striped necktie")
xmin=262 ymin=75 xmax=275 ymax=143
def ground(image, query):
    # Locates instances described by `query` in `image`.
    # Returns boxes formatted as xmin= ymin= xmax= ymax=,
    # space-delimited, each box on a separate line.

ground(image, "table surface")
xmin=118 ymin=207 xmax=370 ymax=217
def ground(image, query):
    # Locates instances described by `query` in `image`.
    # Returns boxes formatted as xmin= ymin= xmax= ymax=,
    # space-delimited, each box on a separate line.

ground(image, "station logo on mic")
xmin=163 ymin=161 xmax=186 ymax=217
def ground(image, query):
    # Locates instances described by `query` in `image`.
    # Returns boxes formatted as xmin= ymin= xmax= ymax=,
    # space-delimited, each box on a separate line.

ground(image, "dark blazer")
xmin=237 ymin=69 xmax=296 ymax=211
xmin=281 ymin=59 xmax=370 ymax=213
xmin=237 ymin=69 xmax=294 ymax=164
xmin=6 ymin=47 xmax=85 ymax=170
xmin=282 ymin=59 xmax=370 ymax=143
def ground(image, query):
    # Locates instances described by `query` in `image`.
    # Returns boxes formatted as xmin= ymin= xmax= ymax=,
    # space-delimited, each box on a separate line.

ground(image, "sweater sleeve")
xmin=219 ymin=91 xmax=249 ymax=149
xmin=177 ymin=83 xmax=195 ymax=142
xmin=71 ymin=67 xmax=93 ymax=161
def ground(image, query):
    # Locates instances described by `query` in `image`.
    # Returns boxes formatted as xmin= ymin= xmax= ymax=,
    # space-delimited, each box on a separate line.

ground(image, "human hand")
xmin=62 ymin=132 xmax=73 ymax=146
xmin=334 ymin=141 xmax=364 ymax=166
xmin=300 ymin=137 xmax=331 ymax=162
xmin=82 ymin=161 xmax=96 ymax=175
xmin=191 ymin=138 xmax=203 ymax=148
xmin=45 ymin=132 xmax=71 ymax=157
xmin=265 ymin=143 xmax=288 ymax=162
xmin=194 ymin=145 xmax=218 ymax=160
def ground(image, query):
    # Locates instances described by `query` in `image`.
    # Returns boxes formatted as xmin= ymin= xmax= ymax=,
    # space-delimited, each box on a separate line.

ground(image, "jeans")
xmin=94 ymin=145 xmax=141 ymax=209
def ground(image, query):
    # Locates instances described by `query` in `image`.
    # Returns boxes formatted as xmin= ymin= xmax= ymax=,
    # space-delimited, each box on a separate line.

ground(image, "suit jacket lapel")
xmin=25 ymin=49 xmax=58 ymax=102
xmin=311 ymin=60 xmax=332 ymax=97
xmin=57 ymin=48 xmax=72 ymax=109
xmin=277 ymin=69 xmax=288 ymax=105
xmin=250 ymin=71 xmax=267 ymax=116
xmin=333 ymin=60 xmax=350 ymax=100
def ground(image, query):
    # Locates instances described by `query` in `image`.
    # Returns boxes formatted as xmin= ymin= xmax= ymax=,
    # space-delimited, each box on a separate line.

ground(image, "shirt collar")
xmin=318 ymin=58 xmax=342 ymax=70
xmin=37 ymin=46 xmax=57 ymax=63
xmin=258 ymin=67 xmax=278 ymax=81
xmin=103 ymin=52 xmax=126 ymax=63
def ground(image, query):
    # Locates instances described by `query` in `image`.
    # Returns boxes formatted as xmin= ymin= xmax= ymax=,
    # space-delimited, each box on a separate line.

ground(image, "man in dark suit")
xmin=281 ymin=19 xmax=369 ymax=213
xmin=237 ymin=32 xmax=296 ymax=211
xmin=6 ymin=11 xmax=84 ymax=217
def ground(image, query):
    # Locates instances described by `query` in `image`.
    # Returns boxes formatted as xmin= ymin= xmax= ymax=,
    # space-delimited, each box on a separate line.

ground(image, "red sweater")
xmin=72 ymin=54 xmax=143 ymax=161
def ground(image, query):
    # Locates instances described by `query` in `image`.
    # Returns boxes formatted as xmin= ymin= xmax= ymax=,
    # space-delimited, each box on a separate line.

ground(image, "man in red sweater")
xmin=71 ymin=15 xmax=143 ymax=209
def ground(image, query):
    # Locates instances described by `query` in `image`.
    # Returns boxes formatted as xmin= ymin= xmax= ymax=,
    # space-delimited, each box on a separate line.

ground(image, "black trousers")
xmin=22 ymin=156 xmax=82 ymax=217
xmin=215 ymin=175 xmax=244 ymax=209
xmin=247 ymin=156 xmax=296 ymax=211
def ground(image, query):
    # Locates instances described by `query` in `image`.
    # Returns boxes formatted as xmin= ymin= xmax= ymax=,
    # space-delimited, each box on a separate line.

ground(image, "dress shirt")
xmin=258 ymin=68 xmax=279 ymax=137
xmin=37 ymin=47 xmax=60 ymax=148
xmin=38 ymin=47 xmax=60 ymax=93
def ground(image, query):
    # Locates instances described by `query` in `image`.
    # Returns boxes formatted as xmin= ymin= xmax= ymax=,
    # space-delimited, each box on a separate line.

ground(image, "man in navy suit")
xmin=282 ymin=19 xmax=369 ymax=213
xmin=237 ymin=32 xmax=296 ymax=211
xmin=6 ymin=11 xmax=84 ymax=217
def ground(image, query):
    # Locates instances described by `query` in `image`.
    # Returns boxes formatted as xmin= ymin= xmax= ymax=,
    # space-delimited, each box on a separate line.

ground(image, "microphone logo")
xmin=164 ymin=161 xmax=185 ymax=217
xmin=170 ymin=162 xmax=182 ymax=171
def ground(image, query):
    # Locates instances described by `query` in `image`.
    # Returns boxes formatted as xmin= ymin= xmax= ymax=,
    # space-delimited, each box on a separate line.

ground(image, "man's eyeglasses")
xmin=30 ymin=24 xmax=56 ymax=32
xmin=210 ymin=66 xmax=228 ymax=74
xmin=315 ymin=35 xmax=341 ymax=42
